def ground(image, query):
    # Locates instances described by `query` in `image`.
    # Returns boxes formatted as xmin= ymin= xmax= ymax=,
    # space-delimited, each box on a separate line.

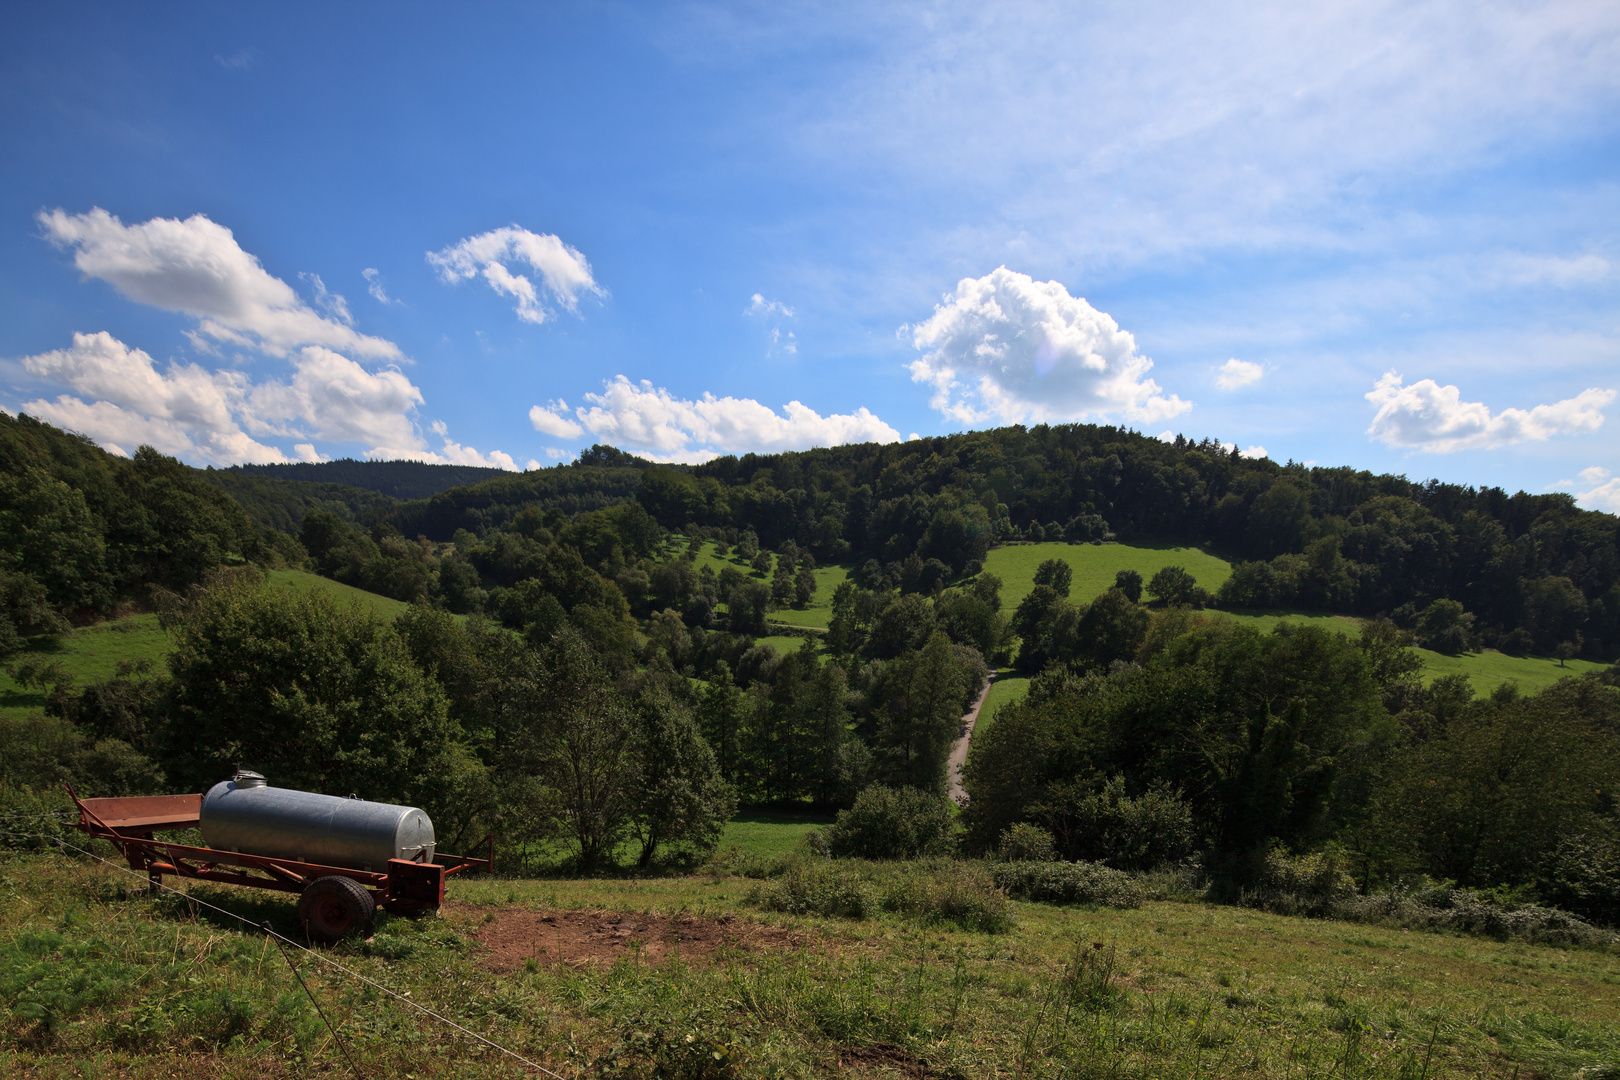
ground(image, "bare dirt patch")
xmin=462 ymin=906 xmax=813 ymax=973
xmin=838 ymin=1043 xmax=934 ymax=1078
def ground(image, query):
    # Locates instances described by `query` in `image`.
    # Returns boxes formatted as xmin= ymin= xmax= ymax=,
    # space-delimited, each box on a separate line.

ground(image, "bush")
xmin=1538 ymin=827 xmax=1620 ymax=928
xmin=1254 ymin=845 xmax=1357 ymax=902
xmin=701 ymin=845 xmax=785 ymax=880
xmin=747 ymin=857 xmax=875 ymax=919
xmin=1044 ymin=777 xmax=1195 ymax=871
xmin=880 ymin=860 xmax=1014 ymax=933
xmin=996 ymin=823 xmax=1057 ymax=862
xmin=825 ymin=785 xmax=955 ymax=860
xmin=1326 ymin=887 xmax=1618 ymax=949
xmin=990 ymin=861 xmax=1146 ymax=909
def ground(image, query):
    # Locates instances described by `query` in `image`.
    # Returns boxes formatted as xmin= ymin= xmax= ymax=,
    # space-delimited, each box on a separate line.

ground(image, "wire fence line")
xmin=1 ymin=829 xmax=573 ymax=1080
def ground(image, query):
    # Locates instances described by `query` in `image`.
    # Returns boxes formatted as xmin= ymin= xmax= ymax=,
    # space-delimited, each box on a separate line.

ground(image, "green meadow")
xmin=1 ymin=573 xmax=410 ymax=723
xmin=981 ymin=541 xmax=1608 ymax=700
xmin=0 ymin=613 xmax=169 ymax=722
xmin=4 ymin=849 xmax=1618 ymax=1079
xmin=717 ymin=811 xmax=835 ymax=857
xmin=265 ymin=568 xmax=413 ymax=621
xmin=983 ymin=540 xmax=1234 ymax=612
xmin=679 ymin=537 xmax=851 ymax=629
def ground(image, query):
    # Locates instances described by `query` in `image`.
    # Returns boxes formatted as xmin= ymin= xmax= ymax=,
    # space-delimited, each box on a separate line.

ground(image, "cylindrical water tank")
xmin=200 ymin=772 xmax=435 ymax=872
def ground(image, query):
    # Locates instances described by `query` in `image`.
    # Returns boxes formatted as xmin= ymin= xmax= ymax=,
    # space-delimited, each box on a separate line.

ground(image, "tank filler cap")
xmin=232 ymin=769 xmax=267 ymax=788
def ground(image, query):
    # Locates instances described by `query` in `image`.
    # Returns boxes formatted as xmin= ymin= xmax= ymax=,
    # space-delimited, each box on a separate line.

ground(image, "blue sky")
xmin=2 ymin=2 xmax=1617 ymax=510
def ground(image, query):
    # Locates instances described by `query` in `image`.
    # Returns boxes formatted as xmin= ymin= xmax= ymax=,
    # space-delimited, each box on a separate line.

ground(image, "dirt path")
xmin=947 ymin=673 xmax=994 ymax=805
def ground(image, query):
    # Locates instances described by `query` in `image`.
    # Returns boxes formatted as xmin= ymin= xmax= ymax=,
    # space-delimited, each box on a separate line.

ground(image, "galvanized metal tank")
xmin=199 ymin=771 xmax=435 ymax=872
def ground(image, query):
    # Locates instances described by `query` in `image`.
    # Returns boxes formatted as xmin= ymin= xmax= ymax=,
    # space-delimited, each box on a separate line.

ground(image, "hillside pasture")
xmin=0 ymin=613 xmax=169 ymax=721
xmin=981 ymin=543 xmax=1610 ymax=698
xmin=983 ymin=540 xmax=1234 ymax=611
xmin=677 ymin=538 xmax=851 ymax=628
xmin=265 ymin=568 xmax=413 ymax=620
xmin=3 ymin=851 xmax=1619 ymax=1078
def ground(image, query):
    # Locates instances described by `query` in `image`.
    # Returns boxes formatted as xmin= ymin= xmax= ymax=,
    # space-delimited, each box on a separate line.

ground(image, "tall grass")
xmin=6 ymin=848 xmax=1620 ymax=1078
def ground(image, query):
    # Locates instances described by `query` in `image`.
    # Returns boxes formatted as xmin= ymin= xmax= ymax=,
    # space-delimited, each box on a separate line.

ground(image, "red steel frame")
xmin=67 ymin=785 xmax=493 ymax=914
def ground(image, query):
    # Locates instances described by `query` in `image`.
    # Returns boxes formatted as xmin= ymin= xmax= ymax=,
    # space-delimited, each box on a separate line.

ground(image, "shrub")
xmin=1326 ymin=888 xmax=1618 ymax=949
xmin=1044 ymin=777 xmax=1195 ymax=871
xmin=1254 ymin=845 xmax=1357 ymax=902
xmin=881 ymin=861 xmax=1014 ymax=933
xmin=701 ymin=845 xmax=784 ymax=880
xmin=747 ymin=857 xmax=875 ymax=919
xmin=996 ymin=822 xmax=1057 ymax=862
xmin=991 ymin=861 xmax=1145 ymax=909
xmin=825 ymin=785 xmax=954 ymax=860
xmin=1538 ymin=827 xmax=1620 ymax=928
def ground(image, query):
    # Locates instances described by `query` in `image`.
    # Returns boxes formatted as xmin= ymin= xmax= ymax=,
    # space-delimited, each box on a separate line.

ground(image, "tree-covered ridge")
xmin=201 ymin=470 xmax=400 ymax=535
xmin=224 ymin=458 xmax=510 ymax=500
xmin=631 ymin=425 xmax=1618 ymax=659
xmin=0 ymin=413 xmax=259 ymax=649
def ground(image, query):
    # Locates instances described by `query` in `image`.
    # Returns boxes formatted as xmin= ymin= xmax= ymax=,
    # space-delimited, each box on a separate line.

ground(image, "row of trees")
xmin=0 ymin=415 xmax=260 ymax=652
xmin=20 ymin=571 xmax=736 ymax=870
xmin=318 ymin=426 xmax=1617 ymax=661
xmin=964 ymin=614 xmax=1620 ymax=924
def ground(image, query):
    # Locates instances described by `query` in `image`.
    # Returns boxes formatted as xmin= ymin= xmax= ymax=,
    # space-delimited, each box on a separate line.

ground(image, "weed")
xmin=880 ymin=860 xmax=1014 ymax=933
xmin=991 ymin=859 xmax=1146 ymax=908
xmin=746 ymin=857 xmax=874 ymax=919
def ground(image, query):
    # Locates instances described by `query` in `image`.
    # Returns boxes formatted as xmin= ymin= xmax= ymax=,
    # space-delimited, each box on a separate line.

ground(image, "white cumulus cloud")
xmin=529 ymin=400 xmax=585 ymax=439
xmin=529 ymin=376 xmax=901 ymax=464
xmin=1365 ymin=371 xmax=1615 ymax=452
xmin=21 ymin=331 xmax=288 ymax=465
xmin=1578 ymin=478 xmax=1620 ymax=513
xmin=17 ymin=331 xmax=521 ymax=470
xmin=1216 ymin=358 xmax=1263 ymax=390
xmin=907 ymin=266 xmax=1192 ymax=426
xmin=427 ymin=226 xmax=602 ymax=324
xmin=1568 ymin=466 xmax=1620 ymax=513
xmin=38 ymin=208 xmax=399 ymax=359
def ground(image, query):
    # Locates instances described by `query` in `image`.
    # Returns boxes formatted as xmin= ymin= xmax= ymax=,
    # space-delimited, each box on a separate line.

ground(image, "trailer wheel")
xmin=298 ymin=876 xmax=376 ymax=943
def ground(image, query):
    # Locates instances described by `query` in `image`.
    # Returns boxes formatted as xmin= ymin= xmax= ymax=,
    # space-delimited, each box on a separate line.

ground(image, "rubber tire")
xmin=298 ymin=876 xmax=376 ymax=944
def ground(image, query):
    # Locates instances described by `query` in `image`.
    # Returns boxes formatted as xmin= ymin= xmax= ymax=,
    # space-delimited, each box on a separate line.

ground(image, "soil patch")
xmin=838 ymin=1043 xmax=933 ymax=1078
xmin=463 ymin=906 xmax=811 ymax=973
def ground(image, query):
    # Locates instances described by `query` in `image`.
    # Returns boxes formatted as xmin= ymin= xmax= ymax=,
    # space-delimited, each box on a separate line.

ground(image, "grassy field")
xmin=1 ymin=574 xmax=413 ymax=722
xmin=3 ymin=849 xmax=1617 ymax=1078
xmin=972 ymin=669 xmax=1032 ymax=742
xmin=718 ymin=812 xmax=835 ymax=857
xmin=266 ymin=568 xmax=412 ymax=621
xmin=0 ymin=613 xmax=169 ymax=722
xmin=753 ymin=634 xmax=816 ymax=658
xmin=984 ymin=540 xmax=1234 ymax=612
xmin=676 ymin=537 xmax=851 ymax=629
xmin=979 ymin=542 xmax=1611 ymax=699
xmin=1411 ymin=646 xmax=1608 ymax=697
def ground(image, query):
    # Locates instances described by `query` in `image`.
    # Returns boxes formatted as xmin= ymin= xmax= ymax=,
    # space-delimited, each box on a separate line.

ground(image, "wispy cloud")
xmin=1215 ymin=358 xmax=1263 ymax=390
xmin=214 ymin=48 xmax=256 ymax=71
xmin=361 ymin=267 xmax=398 ymax=305
xmin=39 ymin=207 xmax=398 ymax=359
xmin=427 ymin=225 xmax=603 ymax=324
xmin=747 ymin=293 xmax=797 ymax=355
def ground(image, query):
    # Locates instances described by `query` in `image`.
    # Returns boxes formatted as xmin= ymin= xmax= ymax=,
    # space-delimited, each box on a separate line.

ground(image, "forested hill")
xmin=224 ymin=458 xmax=510 ymax=499
xmin=202 ymin=471 xmax=400 ymax=535
xmin=3 ymin=408 xmax=1618 ymax=660
xmin=381 ymin=424 xmax=1618 ymax=659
